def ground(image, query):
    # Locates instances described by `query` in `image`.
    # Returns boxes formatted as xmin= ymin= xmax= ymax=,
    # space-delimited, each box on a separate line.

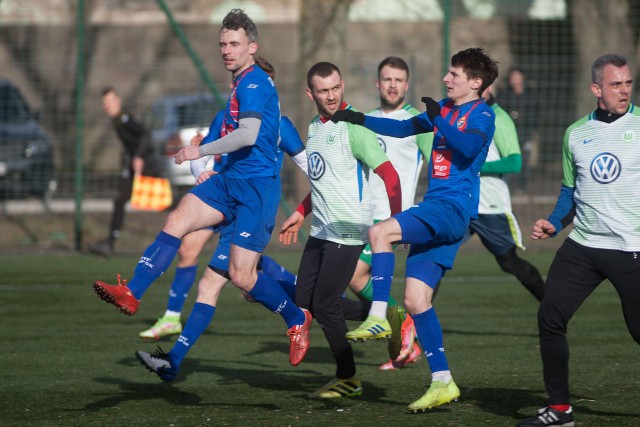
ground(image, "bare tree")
xmin=570 ymin=0 xmax=637 ymax=117
xmin=294 ymin=0 xmax=353 ymax=200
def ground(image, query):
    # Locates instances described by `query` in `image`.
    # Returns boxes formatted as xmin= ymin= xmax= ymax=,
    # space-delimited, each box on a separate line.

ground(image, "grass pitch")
xmin=1 ymin=248 xmax=638 ymax=426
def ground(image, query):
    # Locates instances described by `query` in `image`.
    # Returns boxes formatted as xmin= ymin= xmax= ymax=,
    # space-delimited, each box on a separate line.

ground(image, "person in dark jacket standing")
xmin=91 ymin=86 xmax=159 ymax=255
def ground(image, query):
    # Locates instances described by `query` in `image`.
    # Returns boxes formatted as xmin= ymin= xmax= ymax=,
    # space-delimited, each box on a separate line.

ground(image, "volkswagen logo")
xmin=590 ymin=152 xmax=621 ymax=184
xmin=308 ymin=152 xmax=326 ymax=180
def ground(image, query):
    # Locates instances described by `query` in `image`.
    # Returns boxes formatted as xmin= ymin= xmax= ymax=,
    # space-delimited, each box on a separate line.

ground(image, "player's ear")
xmin=471 ymin=77 xmax=482 ymax=91
xmin=306 ymin=87 xmax=314 ymax=102
xmin=249 ymin=41 xmax=258 ymax=55
xmin=590 ymin=83 xmax=602 ymax=98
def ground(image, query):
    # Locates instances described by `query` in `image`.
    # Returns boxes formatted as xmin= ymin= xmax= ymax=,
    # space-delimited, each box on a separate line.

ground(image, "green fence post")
xmin=155 ymin=0 xmax=226 ymax=108
xmin=441 ymin=0 xmax=451 ymax=98
xmin=74 ymin=0 xmax=85 ymax=251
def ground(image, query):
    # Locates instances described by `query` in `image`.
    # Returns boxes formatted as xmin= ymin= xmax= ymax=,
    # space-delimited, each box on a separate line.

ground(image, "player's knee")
xmin=229 ymin=268 xmax=256 ymax=292
xmin=495 ymin=249 xmax=518 ymax=274
xmin=537 ymin=302 xmax=567 ymax=335
xmin=369 ymin=223 xmax=390 ymax=247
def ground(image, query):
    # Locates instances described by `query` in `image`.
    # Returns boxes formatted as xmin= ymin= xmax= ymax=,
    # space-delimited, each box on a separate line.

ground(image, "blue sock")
xmin=413 ymin=307 xmax=449 ymax=373
xmin=249 ymin=272 xmax=304 ymax=328
xmin=277 ymin=279 xmax=297 ymax=302
xmin=127 ymin=231 xmax=181 ymax=300
xmin=261 ymin=255 xmax=297 ymax=284
xmin=371 ymin=252 xmax=394 ymax=303
xmin=166 ymin=265 xmax=198 ymax=313
xmin=168 ymin=302 xmax=215 ymax=367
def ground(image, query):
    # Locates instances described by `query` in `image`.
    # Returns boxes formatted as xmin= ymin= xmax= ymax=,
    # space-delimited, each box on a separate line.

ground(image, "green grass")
xmin=1 ymin=248 xmax=639 ymax=426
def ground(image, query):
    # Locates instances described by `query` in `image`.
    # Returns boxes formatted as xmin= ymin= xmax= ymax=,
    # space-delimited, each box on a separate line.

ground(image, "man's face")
xmin=219 ymin=28 xmax=257 ymax=76
xmin=102 ymin=91 xmax=121 ymax=118
xmin=592 ymin=64 xmax=632 ymax=115
xmin=377 ymin=65 xmax=408 ymax=111
xmin=306 ymin=70 xmax=344 ymax=118
xmin=443 ymin=65 xmax=481 ymax=105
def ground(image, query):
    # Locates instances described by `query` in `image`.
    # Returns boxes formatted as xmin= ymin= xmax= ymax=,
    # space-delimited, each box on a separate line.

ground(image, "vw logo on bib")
xmin=308 ymin=152 xmax=326 ymax=180
xmin=590 ymin=152 xmax=621 ymax=184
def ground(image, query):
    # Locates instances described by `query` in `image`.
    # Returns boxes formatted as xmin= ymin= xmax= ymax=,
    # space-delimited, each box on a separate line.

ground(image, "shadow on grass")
xmin=443 ymin=328 xmax=538 ymax=338
xmin=82 ymin=353 xmax=393 ymax=410
xmin=463 ymin=386 xmax=640 ymax=423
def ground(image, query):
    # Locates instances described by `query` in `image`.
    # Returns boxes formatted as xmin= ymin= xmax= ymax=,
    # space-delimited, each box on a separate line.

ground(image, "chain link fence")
xmin=1 ymin=0 xmax=638 ymax=251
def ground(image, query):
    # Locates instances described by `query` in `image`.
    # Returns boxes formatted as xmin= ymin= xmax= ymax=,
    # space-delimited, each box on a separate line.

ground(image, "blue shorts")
xmin=406 ymin=259 xmax=444 ymax=289
xmin=463 ymin=213 xmax=525 ymax=256
xmin=190 ymin=173 xmax=280 ymax=253
xmin=208 ymin=222 xmax=233 ymax=272
xmin=395 ymin=198 xmax=470 ymax=270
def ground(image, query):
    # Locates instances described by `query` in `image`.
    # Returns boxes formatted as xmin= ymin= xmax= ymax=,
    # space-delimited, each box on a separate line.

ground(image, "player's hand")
xmin=175 ymin=145 xmax=201 ymax=164
xmin=421 ymin=97 xmax=441 ymax=123
xmin=196 ymin=170 xmax=216 ymax=184
xmin=331 ymin=110 xmax=365 ymax=125
xmin=190 ymin=131 xmax=204 ymax=146
xmin=279 ymin=211 xmax=305 ymax=246
xmin=531 ymin=219 xmax=555 ymax=240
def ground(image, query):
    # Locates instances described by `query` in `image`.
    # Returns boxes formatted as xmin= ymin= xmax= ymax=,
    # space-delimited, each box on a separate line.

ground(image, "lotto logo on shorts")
xmin=432 ymin=149 xmax=452 ymax=179
xmin=239 ymin=232 xmax=252 ymax=238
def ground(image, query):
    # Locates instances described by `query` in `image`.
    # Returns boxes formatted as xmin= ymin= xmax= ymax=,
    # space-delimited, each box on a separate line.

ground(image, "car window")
xmin=0 ymin=85 xmax=31 ymax=123
xmin=176 ymin=99 xmax=218 ymax=128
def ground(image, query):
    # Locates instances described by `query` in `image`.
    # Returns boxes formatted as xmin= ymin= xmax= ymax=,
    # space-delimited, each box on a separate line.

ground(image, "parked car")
xmin=0 ymin=79 xmax=55 ymax=199
xmin=142 ymin=93 xmax=223 ymax=187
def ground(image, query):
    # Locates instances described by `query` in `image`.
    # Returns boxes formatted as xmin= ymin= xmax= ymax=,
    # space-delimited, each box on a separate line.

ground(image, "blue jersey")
xmin=363 ymin=98 xmax=495 ymax=219
xmin=423 ymin=98 xmax=495 ymax=219
xmin=202 ymin=113 xmax=303 ymax=175
xmin=221 ymin=64 xmax=280 ymax=178
xmin=277 ymin=116 xmax=305 ymax=170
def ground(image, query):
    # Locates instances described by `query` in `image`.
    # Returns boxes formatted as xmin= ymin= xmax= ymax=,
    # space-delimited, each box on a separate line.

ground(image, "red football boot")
xmin=93 ymin=273 xmax=140 ymax=316
xmin=288 ymin=308 xmax=312 ymax=366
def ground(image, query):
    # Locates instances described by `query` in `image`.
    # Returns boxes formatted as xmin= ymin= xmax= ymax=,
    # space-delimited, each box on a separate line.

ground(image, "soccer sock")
xmin=248 ymin=272 xmax=304 ymax=328
xmin=432 ymin=370 xmax=452 ymax=384
xmin=127 ymin=231 xmax=181 ymax=300
xmin=549 ymin=404 xmax=571 ymax=412
xmin=357 ymin=277 xmax=398 ymax=306
xmin=168 ymin=302 xmax=215 ymax=367
xmin=260 ymin=255 xmax=297 ymax=284
xmin=413 ymin=307 xmax=449 ymax=374
xmin=166 ymin=265 xmax=198 ymax=313
xmin=369 ymin=252 xmax=394 ymax=318
xmin=277 ymin=279 xmax=297 ymax=303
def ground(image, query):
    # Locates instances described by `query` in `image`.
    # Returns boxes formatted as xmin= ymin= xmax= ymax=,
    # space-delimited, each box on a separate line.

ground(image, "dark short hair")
xmin=255 ymin=56 xmax=275 ymax=80
xmin=451 ymin=47 xmax=499 ymax=96
xmin=591 ymin=54 xmax=628 ymax=85
xmin=307 ymin=62 xmax=341 ymax=89
xmin=101 ymin=86 xmax=117 ymax=97
xmin=221 ymin=9 xmax=258 ymax=42
xmin=377 ymin=56 xmax=410 ymax=81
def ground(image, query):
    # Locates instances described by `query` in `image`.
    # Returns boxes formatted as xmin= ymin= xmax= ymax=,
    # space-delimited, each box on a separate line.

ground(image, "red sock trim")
xmin=549 ymin=404 xmax=571 ymax=412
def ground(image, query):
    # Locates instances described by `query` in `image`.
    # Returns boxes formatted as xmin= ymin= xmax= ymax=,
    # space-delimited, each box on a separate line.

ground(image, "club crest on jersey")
xmin=308 ymin=151 xmax=326 ymax=180
xmin=456 ymin=116 xmax=467 ymax=130
xmin=590 ymin=152 xmax=621 ymax=184
xmin=622 ymin=130 xmax=635 ymax=143
xmin=327 ymin=134 xmax=336 ymax=144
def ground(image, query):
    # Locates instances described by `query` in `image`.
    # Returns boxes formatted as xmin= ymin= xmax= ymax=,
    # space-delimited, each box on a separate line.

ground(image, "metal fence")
xmin=1 ymin=0 xmax=638 ymax=251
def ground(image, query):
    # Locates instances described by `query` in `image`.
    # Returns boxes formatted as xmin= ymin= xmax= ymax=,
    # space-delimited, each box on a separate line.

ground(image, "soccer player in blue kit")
xmin=135 ymin=58 xmax=308 ymax=381
xmin=332 ymin=47 xmax=499 ymax=412
xmin=138 ymin=57 xmax=304 ymax=341
xmin=93 ymin=9 xmax=312 ymax=371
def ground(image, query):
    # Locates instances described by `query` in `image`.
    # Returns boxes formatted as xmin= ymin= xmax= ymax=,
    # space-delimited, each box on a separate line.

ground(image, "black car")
xmin=0 ymin=79 xmax=55 ymax=199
